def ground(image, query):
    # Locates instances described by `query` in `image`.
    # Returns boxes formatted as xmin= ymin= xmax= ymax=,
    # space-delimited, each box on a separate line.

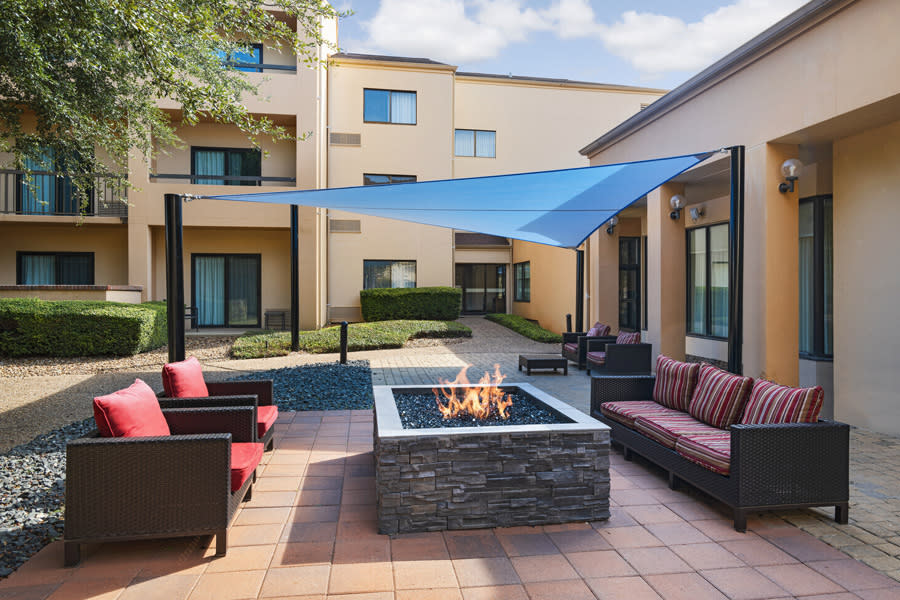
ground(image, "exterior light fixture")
xmin=669 ymin=194 xmax=685 ymax=220
xmin=606 ymin=215 xmax=619 ymax=235
xmin=689 ymin=206 xmax=705 ymax=222
xmin=778 ymin=158 xmax=803 ymax=193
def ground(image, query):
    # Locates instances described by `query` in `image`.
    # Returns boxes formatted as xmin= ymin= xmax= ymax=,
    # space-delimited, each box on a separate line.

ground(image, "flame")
xmin=433 ymin=364 xmax=513 ymax=420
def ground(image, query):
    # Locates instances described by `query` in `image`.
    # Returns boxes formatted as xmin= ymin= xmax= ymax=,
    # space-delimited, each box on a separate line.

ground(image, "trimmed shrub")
xmin=485 ymin=313 xmax=562 ymax=343
xmin=0 ymin=298 xmax=169 ymax=357
xmin=360 ymin=287 xmax=462 ymax=321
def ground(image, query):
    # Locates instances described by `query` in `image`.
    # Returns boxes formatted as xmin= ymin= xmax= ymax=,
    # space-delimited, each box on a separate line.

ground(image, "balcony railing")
xmin=0 ymin=170 xmax=128 ymax=217
xmin=150 ymin=173 xmax=296 ymax=186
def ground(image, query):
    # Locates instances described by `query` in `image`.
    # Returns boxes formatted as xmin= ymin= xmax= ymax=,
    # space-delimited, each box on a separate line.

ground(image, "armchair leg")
xmin=733 ymin=509 xmax=747 ymax=533
xmin=244 ymin=483 xmax=253 ymax=502
xmin=64 ymin=542 xmax=81 ymax=567
xmin=623 ymin=447 xmax=633 ymax=462
xmin=668 ymin=472 xmax=680 ymax=490
xmin=215 ymin=530 xmax=227 ymax=556
xmin=835 ymin=503 xmax=849 ymax=524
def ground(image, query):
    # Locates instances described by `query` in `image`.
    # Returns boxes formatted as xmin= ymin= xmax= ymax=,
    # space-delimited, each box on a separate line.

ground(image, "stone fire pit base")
xmin=374 ymin=383 xmax=610 ymax=535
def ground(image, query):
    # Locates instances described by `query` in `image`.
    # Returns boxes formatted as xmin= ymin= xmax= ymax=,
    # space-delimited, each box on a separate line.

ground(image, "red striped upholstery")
xmin=586 ymin=351 xmax=606 ymax=364
xmin=616 ymin=331 xmax=641 ymax=345
xmin=652 ymin=355 xmax=700 ymax=411
xmin=675 ymin=433 xmax=732 ymax=475
xmin=599 ymin=401 xmax=681 ymax=429
xmin=633 ymin=413 xmax=722 ymax=449
xmin=688 ymin=364 xmax=753 ymax=429
xmin=586 ymin=322 xmax=611 ymax=337
xmin=563 ymin=342 xmax=577 ymax=353
xmin=740 ymin=380 xmax=824 ymax=424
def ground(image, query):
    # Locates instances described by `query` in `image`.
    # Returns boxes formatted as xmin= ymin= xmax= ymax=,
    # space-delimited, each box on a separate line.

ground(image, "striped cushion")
xmin=675 ymin=433 xmax=732 ymax=475
xmin=587 ymin=322 xmax=611 ymax=337
xmin=633 ymin=413 xmax=722 ymax=449
xmin=599 ymin=401 xmax=682 ymax=429
xmin=563 ymin=342 xmax=577 ymax=353
xmin=688 ymin=364 xmax=753 ymax=429
xmin=616 ymin=331 xmax=641 ymax=345
xmin=586 ymin=351 xmax=606 ymax=364
xmin=652 ymin=355 xmax=700 ymax=411
xmin=740 ymin=380 xmax=824 ymax=424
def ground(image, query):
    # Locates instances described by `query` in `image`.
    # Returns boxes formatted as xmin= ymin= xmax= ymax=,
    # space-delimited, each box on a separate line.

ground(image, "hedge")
xmin=360 ymin=287 xmax=462 ymax=321
xmin=0 ymin=298 xmax=168 ymax=357
xmin=485 ymin=313 xmax=562 ymax=343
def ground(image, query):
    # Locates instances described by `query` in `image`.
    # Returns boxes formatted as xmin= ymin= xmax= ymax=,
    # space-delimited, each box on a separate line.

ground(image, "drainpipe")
xmin=164 ymin=193 xmax=185 ymax=363
xmin=728 ymin=146 xmax=745 ymax=374
xmin=575 ymin=249 xmax=585 ymax=333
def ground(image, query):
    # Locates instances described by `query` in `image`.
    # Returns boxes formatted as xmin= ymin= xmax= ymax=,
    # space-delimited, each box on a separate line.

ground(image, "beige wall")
xmin=511 ymin=241 xmax=575 ymax=332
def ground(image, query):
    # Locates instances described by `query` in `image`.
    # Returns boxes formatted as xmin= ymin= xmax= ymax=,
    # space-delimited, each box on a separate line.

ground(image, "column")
xmin=646 ymin=182 xmax=686 ymax=360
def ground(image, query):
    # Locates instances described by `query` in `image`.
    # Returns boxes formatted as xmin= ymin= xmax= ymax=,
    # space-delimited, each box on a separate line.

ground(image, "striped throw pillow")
xmin=616 ymin=331 xmax=640 ymax=345
xmin=652 ymin=355 xmax=700 ymax=411
xmin=740 ymin=380 xmax=824 ymax=424
xmin=688 ymin=364 xmax=754 ymax=429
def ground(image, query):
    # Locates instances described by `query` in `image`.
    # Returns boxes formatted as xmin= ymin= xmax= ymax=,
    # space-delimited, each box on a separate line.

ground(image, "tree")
xmin=0 ymin=0 xmax=344 ymax=201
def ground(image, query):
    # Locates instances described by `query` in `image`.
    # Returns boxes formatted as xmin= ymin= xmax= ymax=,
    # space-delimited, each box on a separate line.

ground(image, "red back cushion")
xmin=740 ymin=380 xmax=824 ymax=424
xmin=616 ymin=331 xmax=641 ymax=345
xmin=162 ymin=356 xmax=209 ymax=398
xmin=93 ymin=379 xmax=171 ymax=438
xmin=688 ymin=364 xmax=754 ymax=429
xmin=652 ymin=355 xmax=700 ymax=411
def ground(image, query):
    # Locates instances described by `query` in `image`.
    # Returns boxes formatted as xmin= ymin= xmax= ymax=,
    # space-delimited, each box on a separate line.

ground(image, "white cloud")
xmin=541 ymin=0 xmax=600 ymax=39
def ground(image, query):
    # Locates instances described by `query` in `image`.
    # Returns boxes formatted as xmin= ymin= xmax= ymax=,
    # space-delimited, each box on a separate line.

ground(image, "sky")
xmin=334 ymin=0 xmax=809 ymax=89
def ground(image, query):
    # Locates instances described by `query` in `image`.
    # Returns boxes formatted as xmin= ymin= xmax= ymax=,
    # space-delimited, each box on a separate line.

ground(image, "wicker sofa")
xmin=562 ymin=322 xmax=616 ymax=369
xmin=590 ymin=359 xmax=849 ymax=532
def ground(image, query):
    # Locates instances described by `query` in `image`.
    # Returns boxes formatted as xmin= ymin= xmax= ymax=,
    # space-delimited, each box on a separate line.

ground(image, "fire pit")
xmin=374 ymin=365 xmax=610 ymax=534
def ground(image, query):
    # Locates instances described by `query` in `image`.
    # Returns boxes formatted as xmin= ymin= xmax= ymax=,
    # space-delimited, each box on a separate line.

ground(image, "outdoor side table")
xmin=518 ymin=354 xmax=568 ymax=375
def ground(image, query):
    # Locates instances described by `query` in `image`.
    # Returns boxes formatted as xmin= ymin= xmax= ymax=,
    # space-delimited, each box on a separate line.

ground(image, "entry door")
xmin=455 ymin=264 xmax=506 ymax=314
xmin=192 ymin=254 xmax=261 ymax=327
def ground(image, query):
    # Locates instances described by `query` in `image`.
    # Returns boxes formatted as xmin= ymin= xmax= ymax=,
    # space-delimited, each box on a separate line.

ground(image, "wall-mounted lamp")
xmin=689 ymin=206 xmax=705 ymax=222
xmin=606 ymin=215 xmax=619 ymax=235
xmin=778 ymin=158 xmax=803 ymax=193
xmin=669 ymin=194 xmax=685 ymax=220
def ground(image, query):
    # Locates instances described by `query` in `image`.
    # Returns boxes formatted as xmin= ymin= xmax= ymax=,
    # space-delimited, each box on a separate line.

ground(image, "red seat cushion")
xmin=162 ymin=356 xmax=210 ymax=398
xmin=231 ymin=442 xmax=263 ymax=492
xmin=616 ymin=331 xmax=641 ymax=345
xmin=599 ymin=401 xmax=683 ymax=429
xmin=563 ymin=342 xmax=578 ymax=353
xmin=257 ymin=405 xmax=279 ymax=438
xmin=586 ymin=351 xmax=606 ymax=364
xmin=93 ymin=379 xmax=171 ymax=438
xmin=688 ymin=364 xmax=753 ymax=429
xmin=633 ymin=413 xmax=722 ymax=449
xmin=652 ymin=355 xmax=700 ymax=411
xmin=740 ymin=380 xmax=824 ymax=424
xmin=676 ymin=433 xmax=732 ymax=475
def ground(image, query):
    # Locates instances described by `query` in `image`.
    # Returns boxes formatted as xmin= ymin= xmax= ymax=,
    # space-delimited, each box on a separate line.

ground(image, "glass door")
xmin=455 ymin=264 xmax=506 ymax=314
xmin=193 ymin=254 xmax=260 ymax=327
xmin=618 ymin=237 xmax=641 ymax=331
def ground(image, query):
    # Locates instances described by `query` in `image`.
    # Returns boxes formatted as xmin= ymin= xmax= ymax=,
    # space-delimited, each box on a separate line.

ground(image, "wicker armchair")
xmin=64 ymin=405 xmax=260 ymax=566
xmin=561 ymin=331 xmax=617 ymax=369
xmin=586 ymin=340 xmax=652 ymax=375
xmin=158 ymin=378 xmax=277 ymax=452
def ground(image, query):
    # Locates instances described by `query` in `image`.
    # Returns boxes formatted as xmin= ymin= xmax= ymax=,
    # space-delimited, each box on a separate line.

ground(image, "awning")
xmin=204 ymin=151 xmax=714 ymax=249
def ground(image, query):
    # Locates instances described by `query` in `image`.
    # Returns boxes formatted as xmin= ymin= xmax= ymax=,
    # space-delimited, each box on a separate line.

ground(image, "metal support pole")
xmin=290 ymin=205 xmax=299 ymax=352
xmin=565 ymin=314 xmax=572 ymax=333
xmin=575 ymin=249 xmax=585 ymax=333
xmin=340 ymin=321 xmax=348 ymax=364
xmin=728 ymin=146 xmax=745 ymax=374
xmin=164 ymin=193 xmax=185 ymax=363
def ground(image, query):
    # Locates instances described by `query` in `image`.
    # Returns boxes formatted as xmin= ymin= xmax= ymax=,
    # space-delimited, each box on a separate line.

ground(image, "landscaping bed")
xmin=485 ymin=313 xmax=562 ymax=343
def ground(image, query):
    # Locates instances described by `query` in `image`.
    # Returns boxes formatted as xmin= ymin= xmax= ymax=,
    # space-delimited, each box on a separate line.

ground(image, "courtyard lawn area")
xmin=231 ymin=319 xmax=471 ymax=358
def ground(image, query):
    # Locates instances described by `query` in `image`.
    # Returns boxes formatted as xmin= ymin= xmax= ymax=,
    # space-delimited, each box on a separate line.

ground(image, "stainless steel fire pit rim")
xmin=374 ymin=382 xmax=609 ymax=439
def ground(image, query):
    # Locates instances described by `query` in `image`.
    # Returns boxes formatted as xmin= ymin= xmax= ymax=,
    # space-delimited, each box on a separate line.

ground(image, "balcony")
xmin=0 ymin=170 xmax=128 ymax=218
xmin=149 ymin=173 xmax=296 ymax=186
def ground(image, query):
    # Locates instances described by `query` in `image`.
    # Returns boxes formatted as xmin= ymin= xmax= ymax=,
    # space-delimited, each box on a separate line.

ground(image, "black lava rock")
xmin=229 ymin=360 xmax=374 ymax=411
xmin=394 ymin=391 xmax=573 ymax=429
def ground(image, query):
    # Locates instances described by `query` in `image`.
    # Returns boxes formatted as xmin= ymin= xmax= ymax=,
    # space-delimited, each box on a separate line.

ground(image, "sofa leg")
xmin=623 ymin=447 xmax=633 ymax=462
xmin=835 ymin=503 xmax=849 ymax=524
xmin=668 ymin=472 xmax=680 ymax=490
xmin=733 ymin=509 xmax=747 ymax=533
xmin=215 ymin=530 xmax=227 ymax=556
xmin=245 ymin=483 xmax=253 ymax=502
xmin=64 ymin=542 xmax=81 ymax=567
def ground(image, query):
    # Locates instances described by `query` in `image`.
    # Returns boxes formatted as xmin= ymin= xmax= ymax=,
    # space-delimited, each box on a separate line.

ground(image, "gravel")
xmin=394 ymin=390 xmax=574 ymax=429
xmin=230 ymin=360 xmax=374 ymax=411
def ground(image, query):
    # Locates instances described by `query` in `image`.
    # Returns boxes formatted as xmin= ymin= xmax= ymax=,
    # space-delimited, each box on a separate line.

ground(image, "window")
xmin=217 ymin=43 xmax=263 ymax=72
xmin=799 ymin=195 xmax=833 ymax=358
xmin=687 ymin=223 xmax=729 ymax=338
xmin=455 ymin=130 xmax=496 ymax=158
xmin=619 ymin=237 xmax=641 ymax=331
xmin=363 ymin=260 xmax=416 ymax=289
xmin=17 ymin=147 xmax=89 ymax=215
xmin=17 ymin=252 xmax=94 ymax=285
xmin=192 ymin=254 xmax=261 ymax=327
xmin=191 ymin=147 xmax=261 ymax=186
xmin=363 ymin=89 xmax=416 ymax=124
xmin=514 ymin=261 xmax=530 ymax=302
xmin=363 ymin=174 xmax=416 ymax=185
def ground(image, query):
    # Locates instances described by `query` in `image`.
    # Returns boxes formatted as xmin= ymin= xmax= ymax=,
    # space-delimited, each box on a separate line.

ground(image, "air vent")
xmin=330 ymin=132 xmax=361 ymax=146
xmin=329 ymin=218 xmax=361 ymax=233
xmin=328 ymin=306 xmax=362 ymax=323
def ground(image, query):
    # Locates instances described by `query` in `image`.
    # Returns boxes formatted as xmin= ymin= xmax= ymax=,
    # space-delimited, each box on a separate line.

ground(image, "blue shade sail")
xmin=205 ymin=152 xmax=714 ymax=249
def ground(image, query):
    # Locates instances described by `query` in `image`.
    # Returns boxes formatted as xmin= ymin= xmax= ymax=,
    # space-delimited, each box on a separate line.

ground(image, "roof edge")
xmin=579 ymin=0 xmax=857 ymax=157
xmin=455 ymin=71 xmax=667 ymax=94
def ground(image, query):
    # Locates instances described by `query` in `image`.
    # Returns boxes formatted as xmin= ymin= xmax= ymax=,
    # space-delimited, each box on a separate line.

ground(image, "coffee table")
xmin=518 ymin=354 xmax=568 ymax=375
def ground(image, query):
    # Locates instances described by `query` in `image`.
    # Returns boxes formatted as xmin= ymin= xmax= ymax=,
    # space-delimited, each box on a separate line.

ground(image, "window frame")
xmin=454 ymin=129 xmax=497 ymax=158
xmin=363 ymin=88 xmax=417 ymax=125
xmin=799 ymin=194 xmax=833 ymax=361
xmin=190 ymin=253 xmax=262 ymax=328
xmin=190 ymin=146 xmax=262 ymax=186
xmin=16 ymin=251 xmax=95 ymax=285
xmin=685 ymin=222 xmax=729 ymax=340
xmin=618 ymin=236 xmax=641 ymax=332
xmin=362 ymin=259 xmax=417 ymax=289
xmin=221 ymin=43 xmax=264 ymax=72
xmin=362 ymin=174 xmax=417 ymax=186
xmin=513 ymin=261 xmax=531 ymax=303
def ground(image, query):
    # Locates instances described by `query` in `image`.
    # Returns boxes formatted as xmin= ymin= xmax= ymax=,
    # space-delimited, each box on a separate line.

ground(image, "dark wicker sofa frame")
xmin=158 ymin=379 xmax=276 ymax=451
xmin=585 ymin=341 xmax=652 ymax=375
xmin=562 ymin=332 xmax=617 ymax=369
xmin=590 ymin=374 xmax=850 ymax=531
xmin=64 ymin=405 xmax=259 ymax=566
